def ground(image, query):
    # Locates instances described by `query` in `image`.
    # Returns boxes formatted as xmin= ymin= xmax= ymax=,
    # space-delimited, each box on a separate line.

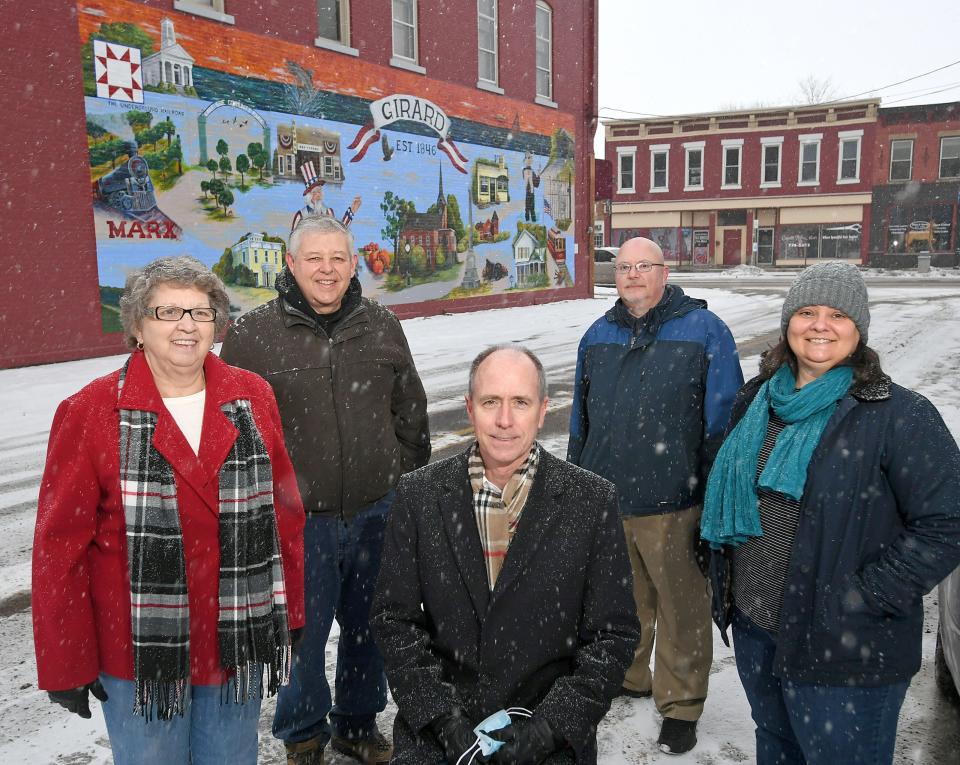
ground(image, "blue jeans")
xmin=273 ymin=493 xmax=392 ymax=745
xmin=732 ymin=609 xmax=908 ymax=765
xmin=99 ymin=672 xmax=261 ymax=765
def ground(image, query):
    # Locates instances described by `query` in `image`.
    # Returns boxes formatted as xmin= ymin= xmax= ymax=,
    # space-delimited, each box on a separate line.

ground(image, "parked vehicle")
xmin=594 ymin=246 xmax=619 ymax=285
xmin=937 ymin=564 xmax=960 ymax=702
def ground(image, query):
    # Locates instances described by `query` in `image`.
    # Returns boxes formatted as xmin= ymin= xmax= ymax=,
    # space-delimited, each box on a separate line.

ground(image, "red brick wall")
xmin=609 ymin=122 xmax=876 ymax=203
xmin=0 ymin=0 xmax=596 ymax=368
xmin=874 ymin=104 xmax=960 ymax=184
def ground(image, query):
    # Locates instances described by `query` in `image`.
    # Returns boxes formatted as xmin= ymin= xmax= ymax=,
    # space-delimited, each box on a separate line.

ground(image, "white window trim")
xmin=889 ymin=138 xmax=914 ymax=182
xmin=392 ymin=0 xmax=420 ymax=66
xmin=683 ymin=140 xmax=705 ymax=191
xmin=314 ymin=1 xmax=358 ymax=56
xmin=477 ymin=0 xmax=499 ymax=87
xmin=939 ymin=135 xmax=960 ymax=179
xmin=649 ymin=144 xmax=669 ymax=192
xmin=760 ymin=136 xmax=783 ymax=188
xmin=477 ymin=80 xmax=505 ymax=95
xmin=721 ymin=138 xmax=743 ymax=190
xmin=535 ymin=1 xmax=553 ymax=101
xmin=593 ymin=220 xmax=604 ymax=248
xmin=174 ymin=0 xmax=234 ymax=24
xmin=797 ymin=133 xmax=822 ymax=186
xmin=617 ymin=147 xmax=637 ymax=194
xmin=836 ymin=129 xmax=863 ymax=184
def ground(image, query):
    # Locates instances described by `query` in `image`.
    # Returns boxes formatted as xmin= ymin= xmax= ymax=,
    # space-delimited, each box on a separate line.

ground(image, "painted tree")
xmin=206 ymin=158 xmax=219 ymax=178
xmin=168 ymin=136 xmax=183 ymax=175
xmin=410 ymin=244 xmax=427 ymax=274
xmin=217 ymin=187 xmax=235 ymax=216
xmin=380 ymin=192 xmax=416 ymax=273
xmin=200 ymin=179 xmax=210 ymax=199
xmin=235 ymin=153 xmax=250 ymax=186
xmin=161 ymin=117 xmax=176 ymax=147
xmin=247 ymin=142 xmax=268 ymax=179
xmin=219 ymin=155 xmax=232 ymax=177
xmin=216 ymin=138 xmax=229 ymax=158
xmin=125 ymin=110 xmax=152 ymax=133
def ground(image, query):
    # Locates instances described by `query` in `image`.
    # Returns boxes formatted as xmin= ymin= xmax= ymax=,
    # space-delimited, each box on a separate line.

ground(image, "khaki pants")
xmin=621 ymin=505 xmax=711 ymax=720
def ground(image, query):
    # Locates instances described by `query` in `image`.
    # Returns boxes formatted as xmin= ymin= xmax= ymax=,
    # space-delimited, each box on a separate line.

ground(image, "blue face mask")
xmin=473 ymin=709 xmax=513 ymax=756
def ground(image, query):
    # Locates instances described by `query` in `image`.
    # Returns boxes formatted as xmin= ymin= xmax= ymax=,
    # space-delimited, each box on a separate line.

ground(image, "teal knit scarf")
xmin=700 ymin=364 xmax=853 ymax=548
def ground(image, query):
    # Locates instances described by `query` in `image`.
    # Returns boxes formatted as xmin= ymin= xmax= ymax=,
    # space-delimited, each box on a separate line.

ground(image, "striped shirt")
xmin=732 ymin=412 xmax=802 ymax=633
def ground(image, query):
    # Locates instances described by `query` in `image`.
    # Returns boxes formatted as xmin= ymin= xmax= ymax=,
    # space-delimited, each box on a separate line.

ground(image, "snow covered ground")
xmin=2 ymin=273 xmax=960 ymax=763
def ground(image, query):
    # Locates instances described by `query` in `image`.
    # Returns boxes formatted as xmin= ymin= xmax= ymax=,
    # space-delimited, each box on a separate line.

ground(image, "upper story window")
xmin=684 ymin=141 xmax=704 ymax=190
xmin=315 ymin=1 xmax=356 ymax=54
xmin=174 ymin=0 xmax=234 ymax=24
xmin=617 ymin=147 xmax=636 ymax=193
xmin=837 ymin=130 xmax=863 ymax=183
xmin=649 ymin=145 xmax=669 ymax=191
xmin=940 ymin=136 xmax=960 ymax=179
xmin=721 ymin=139 xmax=743 ymax=188
xmin=798 ymin=134 xmax=822 ymax=185
xmin=392 ymin=0 xmax=423 ymax=71
xmin=593 ymin=220 xmax=604 ymax=248
xmin=889 ymin=139 xmax=913 ymax=181
xmin=760 ymin=136 xmax=783 ymax=187
xmin=535 ymin=2 xmax=553 ymax=103
xmin=477 ymin=0 xmax=499 ymax=86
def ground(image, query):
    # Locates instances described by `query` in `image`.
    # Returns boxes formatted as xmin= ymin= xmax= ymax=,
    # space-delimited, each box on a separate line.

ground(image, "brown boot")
xmin=331 ymin=729 xmax=393 ymax=765
xmin=285 ymin=736 xmax=325 ymax=765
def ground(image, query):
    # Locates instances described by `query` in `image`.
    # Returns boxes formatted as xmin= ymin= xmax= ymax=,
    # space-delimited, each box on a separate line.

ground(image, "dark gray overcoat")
xmin=371 ymin=447 xmax=640 ymax=764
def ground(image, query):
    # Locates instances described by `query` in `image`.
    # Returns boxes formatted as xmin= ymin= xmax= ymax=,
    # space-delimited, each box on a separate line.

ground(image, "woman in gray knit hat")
xmin=701 ymin=261 xmax=960 ymax=764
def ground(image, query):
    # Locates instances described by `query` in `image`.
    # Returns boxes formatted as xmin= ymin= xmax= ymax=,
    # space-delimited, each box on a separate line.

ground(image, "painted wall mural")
xmin=78 ymin=3 xmax=576 ymax=332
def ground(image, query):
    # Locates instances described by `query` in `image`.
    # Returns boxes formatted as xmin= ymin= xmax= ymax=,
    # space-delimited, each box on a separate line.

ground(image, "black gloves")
xmin=488 ymin=716 xmax=560 ymax=765
xmin=48 ymin=679 xmax=109 ymax=719
xmin=429 ymin=708 xmax=480 ymax=764
xmin=694 ymin=536 xmax=712 ymax=578
xmin=290 ymin=626 xmax=305 ymax=651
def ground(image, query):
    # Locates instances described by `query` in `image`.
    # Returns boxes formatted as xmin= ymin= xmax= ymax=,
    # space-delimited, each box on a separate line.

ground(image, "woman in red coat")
xmin=32 ymin=256 xmax=306 ymax=765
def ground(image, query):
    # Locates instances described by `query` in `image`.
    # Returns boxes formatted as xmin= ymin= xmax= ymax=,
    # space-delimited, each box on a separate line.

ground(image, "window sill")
xmin=476 ymin=80 xmax=504 ymax=95
xmin=173 ymin=0 xmax=235 ymax=24
xmin=617 ymin=188 xmax=636 ymax=195
xmin=836 ymin=177 xmax=860 ymax=185
xmin=721 ymin=184 xmax=742 ymax=190
xmin=797 ymin=180 xmax=820 ymax=187
xmin=684 ymin=186 xmax=704 ymax=192
xmin=887 ymin=177 xmax=912 ymax=183
xmin=648 ymin=187 xmax=669 ymax=193
xmin=314 ymin=37 xmax=359 ymax=57
xmin=390 ymin=57 xmax=426 ymax=75
xmin=535 ymin=95 xmax=558 ymax=109
xmin=760 ymin=182 xmax=782 ymax=189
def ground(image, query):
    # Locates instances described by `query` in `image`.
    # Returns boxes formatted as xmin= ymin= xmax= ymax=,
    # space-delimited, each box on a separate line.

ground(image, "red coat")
xmin=32 ymin=351 xmax=306 ymax=690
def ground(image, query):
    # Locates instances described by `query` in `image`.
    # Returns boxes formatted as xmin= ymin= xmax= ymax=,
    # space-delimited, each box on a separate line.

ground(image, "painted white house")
xmin=512 ymin=229 xmax=546 ymax=287
xmin=142 ymin=18 xmax=195 ymax=90
xmin=231 ymin=232 xmax=285 ymax=288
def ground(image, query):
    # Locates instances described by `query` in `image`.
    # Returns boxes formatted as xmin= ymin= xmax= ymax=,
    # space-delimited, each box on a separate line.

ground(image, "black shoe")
xmin=658 ymin=718 xmax=697 ymax=755
xmin=617 ymin=686 xmax=652 ymax=699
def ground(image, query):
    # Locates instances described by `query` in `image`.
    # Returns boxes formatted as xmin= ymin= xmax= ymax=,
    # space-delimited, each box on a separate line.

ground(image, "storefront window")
xmin=887 ymin=204 xmax=953 ymax=252
xmin=778 ymin=223 xmax=862 ymax=261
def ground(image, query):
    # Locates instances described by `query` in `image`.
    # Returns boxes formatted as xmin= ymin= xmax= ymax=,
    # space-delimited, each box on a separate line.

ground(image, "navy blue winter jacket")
xmin=567 ymin=285 xmax=743 ymax=515
xmin=710 ymin=373 xmax=960 ymax=686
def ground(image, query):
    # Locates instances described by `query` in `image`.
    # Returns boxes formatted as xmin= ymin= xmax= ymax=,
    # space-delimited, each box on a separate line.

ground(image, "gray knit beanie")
xmin=780 ymin=261 xmax=869 ymax=341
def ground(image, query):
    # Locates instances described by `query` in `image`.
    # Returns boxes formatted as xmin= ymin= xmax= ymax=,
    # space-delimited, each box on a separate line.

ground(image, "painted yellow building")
xmin=231 ymin=232 xmax=285 ymax=287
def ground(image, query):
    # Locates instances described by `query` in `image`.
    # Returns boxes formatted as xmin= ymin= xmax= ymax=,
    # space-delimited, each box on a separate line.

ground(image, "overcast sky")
xmin=595 ymin=0 xmax=960 ymax=155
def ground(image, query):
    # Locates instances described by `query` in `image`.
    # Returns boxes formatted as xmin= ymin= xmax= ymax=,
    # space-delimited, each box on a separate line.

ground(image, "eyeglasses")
xmin=149 ymin=306 xmax=218 ymax=322
xmin=614 ymin=262 xmax=665 ymax=274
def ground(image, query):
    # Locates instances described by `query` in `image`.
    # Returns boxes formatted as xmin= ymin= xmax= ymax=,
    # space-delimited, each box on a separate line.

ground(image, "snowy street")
xmin=3 ymin=272 xmax=960 ymax=763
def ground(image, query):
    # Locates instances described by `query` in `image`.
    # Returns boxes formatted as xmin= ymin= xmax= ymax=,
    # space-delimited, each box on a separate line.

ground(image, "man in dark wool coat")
xmin=371 ymin=345 xmax=640 ymax=765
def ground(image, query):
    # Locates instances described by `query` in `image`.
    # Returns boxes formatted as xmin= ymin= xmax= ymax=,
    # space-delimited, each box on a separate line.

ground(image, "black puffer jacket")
xmin=221 ymin=271 xmax=430 ymax=518
xmin=710 ymin=373 xmax=960 ymax=686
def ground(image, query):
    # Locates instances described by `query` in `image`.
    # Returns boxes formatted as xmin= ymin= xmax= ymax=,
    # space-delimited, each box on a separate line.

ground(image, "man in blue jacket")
xmin=568 ymin=237 xmax=742 ymax=755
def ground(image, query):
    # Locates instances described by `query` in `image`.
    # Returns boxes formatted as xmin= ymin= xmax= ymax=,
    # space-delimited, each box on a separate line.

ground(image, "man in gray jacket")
xmin=221 ymin=215 xmax=430 ymax=765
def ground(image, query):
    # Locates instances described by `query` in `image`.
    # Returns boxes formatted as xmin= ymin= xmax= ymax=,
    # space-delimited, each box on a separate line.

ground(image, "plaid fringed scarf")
xmin=117 ymin=359 xmax=291 ymax=720
xmin=468 ymin=442 xmax=540 ymax=589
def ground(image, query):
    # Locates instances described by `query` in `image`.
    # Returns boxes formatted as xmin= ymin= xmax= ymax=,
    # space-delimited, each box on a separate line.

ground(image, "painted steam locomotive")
xmin=92 ymin=148 xmax=157 ymax=214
